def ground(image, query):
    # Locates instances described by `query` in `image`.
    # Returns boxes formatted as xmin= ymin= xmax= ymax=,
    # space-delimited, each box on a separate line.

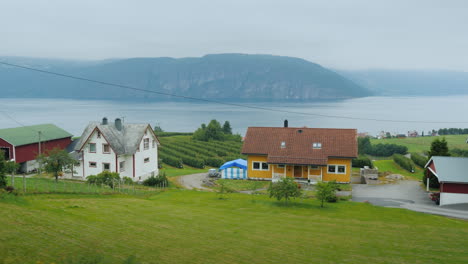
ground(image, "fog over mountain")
xmin=0 ymin=54 xmax=371 ymax=101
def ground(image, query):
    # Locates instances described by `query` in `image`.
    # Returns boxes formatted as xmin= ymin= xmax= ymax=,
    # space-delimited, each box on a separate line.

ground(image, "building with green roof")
xmin=0 ymin=124 xmax=73 ymax=172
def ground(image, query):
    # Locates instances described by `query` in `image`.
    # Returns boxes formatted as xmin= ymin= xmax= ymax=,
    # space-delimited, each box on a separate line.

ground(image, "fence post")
xmin=22 ymin=174 xmax=26 ymax=193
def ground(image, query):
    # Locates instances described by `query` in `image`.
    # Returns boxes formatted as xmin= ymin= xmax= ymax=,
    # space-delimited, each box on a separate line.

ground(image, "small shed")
xmin=425 ymin=156 xmax=468 ymax=206
xmin=219 ymin=159 xmax=248 ymax=179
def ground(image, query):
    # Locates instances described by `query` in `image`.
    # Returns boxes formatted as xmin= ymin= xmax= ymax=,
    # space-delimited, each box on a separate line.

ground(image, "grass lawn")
xmin=1 ymin=191 xmax=467 ymax=264
xmin=370 ymin=135 xmax=468 ymax=153
xmin=216 ymin=179 xmax=270 ymax=191
xmin=373 ymin=160 xmax=424 ymax=180
xmin=160 ymin=166 xmax=208 ymax=178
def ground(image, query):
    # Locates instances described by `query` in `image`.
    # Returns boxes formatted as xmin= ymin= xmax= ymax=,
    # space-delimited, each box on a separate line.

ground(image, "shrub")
xmin=204 ymin=157 xmax=225 ymax=167
xmin=422 ymin=169 xmax=440 ymax=188
xmin=410 ymin=152 xmax=428 ymax=168
xmin=352 ymin=156 xmax=373 ymax=168
xmin=143 ymin=172 xmax=168 ymax=187
xmin=315 ymin=181 xmax=339 ymax=207
xmin=393 ymin=154 xmax=414 ymax=172
xmin=368 ymin=143 xmax=408 ymax=157
xmin=86 ymin=171 xmax=120 ymax=188
xmin=122 ymin=177 xmax=134 ymax=185
xmin=267 ymin=177 xmax=302 ymax=203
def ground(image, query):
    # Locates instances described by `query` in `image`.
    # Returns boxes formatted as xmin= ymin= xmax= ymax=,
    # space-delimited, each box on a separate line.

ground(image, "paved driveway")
xmin=177 ymin=173 xmax=211 ymax=190
xmin=352 ymin=181 xmax=468 ymax=220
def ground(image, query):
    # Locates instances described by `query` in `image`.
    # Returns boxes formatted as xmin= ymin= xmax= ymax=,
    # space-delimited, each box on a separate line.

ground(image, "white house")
xmin=73 ymin=118 xmax=159 ymax=181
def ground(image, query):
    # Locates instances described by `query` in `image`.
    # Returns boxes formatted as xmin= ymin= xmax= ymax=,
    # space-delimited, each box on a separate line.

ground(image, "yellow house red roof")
xmin=241 ymin=127 xmax=358 ymax=165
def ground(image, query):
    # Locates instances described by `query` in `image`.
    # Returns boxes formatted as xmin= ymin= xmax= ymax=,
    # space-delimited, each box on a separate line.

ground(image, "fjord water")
xmin=1 ymin=96 xmax=467 ymax=136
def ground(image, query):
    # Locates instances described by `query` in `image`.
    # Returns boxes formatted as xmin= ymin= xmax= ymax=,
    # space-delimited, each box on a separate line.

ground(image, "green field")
xmin=370 ymin=135 xmax=468 ymax=153
xmin=1 ymin=191 xmax=467 ymax=264
xmin=373 ymin=160 xmax=424 ymax=180
xmin=158 ymin=136 xmax=243 ymax=168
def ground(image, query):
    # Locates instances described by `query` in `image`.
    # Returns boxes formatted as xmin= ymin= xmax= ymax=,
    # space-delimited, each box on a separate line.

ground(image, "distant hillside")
xmin=339 ymin=69 xmax=468 ymax=96
xmin=0 ymin=54 xmax=371 ymax=101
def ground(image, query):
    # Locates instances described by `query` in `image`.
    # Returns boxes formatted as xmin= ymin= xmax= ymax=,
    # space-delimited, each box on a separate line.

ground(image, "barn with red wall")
xmin=0 ymin=124 xmax=73 ymax=172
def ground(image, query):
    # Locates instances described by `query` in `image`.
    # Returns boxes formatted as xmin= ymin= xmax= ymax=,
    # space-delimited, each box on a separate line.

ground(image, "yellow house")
xmin=241 ymin=125 xmax=357 ymax=183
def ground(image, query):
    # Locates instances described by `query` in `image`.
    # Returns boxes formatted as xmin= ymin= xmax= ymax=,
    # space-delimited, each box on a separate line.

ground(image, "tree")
xmin=0 ymin=151 xmax=7 ymax=188
xmin=222 ymin=121 xmax=232 ymax=135
xmin=357 ymin=137 xmax=371 ymax=155
xmin=153 ymin=125 xmax=164 ymax=133
xmin=37 ymin=148 xmax=77 ymax=182
xmin=428 ymin=137 xmax=450 ymax=157
xmin=315 ymin=181 xmax=338 ymax=208
xmin=267 ymin=177 xmax=302 ymax=204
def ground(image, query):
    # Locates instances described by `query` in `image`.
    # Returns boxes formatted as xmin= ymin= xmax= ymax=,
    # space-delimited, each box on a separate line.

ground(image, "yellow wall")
xmin=247 ymin=155 xmax=271 ymax=178
xmin=247 ymin=155 xmax=352 ymax=182
xmin=322 ymin=158 xmax=352 ymax=183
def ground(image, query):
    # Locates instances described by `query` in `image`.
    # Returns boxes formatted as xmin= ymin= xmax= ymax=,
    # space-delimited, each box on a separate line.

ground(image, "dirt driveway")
xmin=177 ymin=173 xmax=210 ymax=190
xmin=352 ymin=180 xmax=468 ymax=219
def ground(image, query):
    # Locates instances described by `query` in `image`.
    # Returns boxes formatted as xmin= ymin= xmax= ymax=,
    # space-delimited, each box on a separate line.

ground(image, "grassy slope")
xmin=373 ymin=160 xmax=424 ymax=180
xmin=1 ymin=191 xmax=468 ymax=264
xmin=370 ymin=135 xmax=468 ymax=153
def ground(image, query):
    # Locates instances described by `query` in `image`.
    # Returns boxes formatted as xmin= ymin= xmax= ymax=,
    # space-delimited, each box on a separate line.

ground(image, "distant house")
xmin=407 ymin=130 xmax=418 ymax=137
xmin=425 ymin=156 xmax=468 ymax=206
xmin=73 ymin=118 xmax=159 ymax=181
xmin=0 ymin=124 xmax=72 ymax=172
xmin=241 ymin=121 xmax=357 ymax=183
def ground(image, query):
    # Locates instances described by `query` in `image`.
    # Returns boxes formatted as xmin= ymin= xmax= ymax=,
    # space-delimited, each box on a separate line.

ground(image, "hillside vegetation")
xmin=0 ymin=54 xmax=372 ymax=100
xmin=1 ymin=191 xmax=467 ymax=264
xmin=158 ymin=136 xmax=244 ymax=168
xmin=370 ymin=135 xmax=468 ymax=153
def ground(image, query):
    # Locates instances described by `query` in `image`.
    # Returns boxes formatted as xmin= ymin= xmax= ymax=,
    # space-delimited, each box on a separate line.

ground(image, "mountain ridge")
xmin=0 ymin=54 xmax=371 ymax=101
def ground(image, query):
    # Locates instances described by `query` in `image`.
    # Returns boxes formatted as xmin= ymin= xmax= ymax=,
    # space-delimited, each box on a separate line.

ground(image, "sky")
xmin=1 ymin=0 xmax=468 ymax=71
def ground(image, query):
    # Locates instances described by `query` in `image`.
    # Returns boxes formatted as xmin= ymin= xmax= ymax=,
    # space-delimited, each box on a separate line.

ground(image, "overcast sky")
xmin=1 ymin=0 xmax=468 ymax=71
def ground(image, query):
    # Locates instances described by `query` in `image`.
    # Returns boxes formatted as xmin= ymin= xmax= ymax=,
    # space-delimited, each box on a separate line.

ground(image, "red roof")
xmin=241 ymin=127 xmax=358 ymax=165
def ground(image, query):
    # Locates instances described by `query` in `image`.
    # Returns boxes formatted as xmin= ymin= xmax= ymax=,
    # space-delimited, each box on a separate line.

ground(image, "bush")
xmin=143 ymin=172 xmax=168 ymax=187
xmin=450 ymin=148 xmax=468 ymax=157
xmin=315 ymin=181 xmax=338 ymax=207
xmin=267 ymin=177 xmax=302 ymax=203
xmin=352 ymin=156 xmax=373 ymax=168
xmin=368 ymin=143 xmax=408 ymax=157
xmin=393 ymin=154 xmax=414 ymax=172
xmin=122 ymin=177 xmax=134 ymax=185
xmin=86 ymin=171 xmax=121 ymax=188
xmin=410 ymin=153 xmax=428 ymax=168
xmin=204 ymin=157 xmax=225 ymax=167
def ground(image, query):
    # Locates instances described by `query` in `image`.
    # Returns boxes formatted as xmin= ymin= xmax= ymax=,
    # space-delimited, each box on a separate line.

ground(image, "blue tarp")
xmin=219 ymin=159 xmax=247 ymax=170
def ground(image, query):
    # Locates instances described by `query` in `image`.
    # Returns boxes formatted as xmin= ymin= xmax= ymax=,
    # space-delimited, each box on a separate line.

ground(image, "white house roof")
xmin=75 ymin=121 xmax=159 ymax=155
xmin=425 ymin=156 xmax=468 ymax=183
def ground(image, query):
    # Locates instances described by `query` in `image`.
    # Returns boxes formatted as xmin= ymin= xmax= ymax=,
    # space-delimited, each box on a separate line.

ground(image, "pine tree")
xmin=428 ymin=137 xmax=450 ymax=157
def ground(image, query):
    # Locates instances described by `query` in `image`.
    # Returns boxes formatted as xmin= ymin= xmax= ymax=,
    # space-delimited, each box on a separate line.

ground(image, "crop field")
xmin=370 ymin=135 xmax=468 ymax=153
xmin=158 ymin=136 xmax=244 ymax=169
xmin=1 ymin=190 xmax=467 ymax=264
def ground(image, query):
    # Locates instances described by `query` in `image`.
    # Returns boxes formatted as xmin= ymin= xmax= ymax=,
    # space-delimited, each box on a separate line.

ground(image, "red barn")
xmin=425 ymin=156 xmax=468 ymax=206
xmin=0 ymin=124 xmax=72 ymax=172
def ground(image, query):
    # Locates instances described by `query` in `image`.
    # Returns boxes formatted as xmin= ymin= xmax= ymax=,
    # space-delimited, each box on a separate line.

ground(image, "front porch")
xmin=271 ymin=164 xmax=323 ymax=183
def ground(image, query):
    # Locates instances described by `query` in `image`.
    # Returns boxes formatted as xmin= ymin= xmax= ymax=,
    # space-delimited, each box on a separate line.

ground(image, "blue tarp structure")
xmin=219 ymin=159 xmax=247 ymax=170
xmin=219 ymin=159 xmax=248 ymax=179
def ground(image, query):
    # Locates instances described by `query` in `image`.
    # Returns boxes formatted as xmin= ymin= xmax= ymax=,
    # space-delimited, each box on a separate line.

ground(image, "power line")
xmin=0 ymin=60 xmax=467 ymax=124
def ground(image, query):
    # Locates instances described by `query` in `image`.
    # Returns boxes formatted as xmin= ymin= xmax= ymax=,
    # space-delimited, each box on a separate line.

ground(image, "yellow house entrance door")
xmin=294 ymin=166 xmax=302 ymax=178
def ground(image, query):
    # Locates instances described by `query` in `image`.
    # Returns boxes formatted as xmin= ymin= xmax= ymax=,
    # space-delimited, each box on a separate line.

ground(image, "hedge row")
xmin=410 ymin=153 xmax=428 ymax=168
xmin=352 ymin=156 xmax=373 ymax=168
xmin=160 ymin=147 xmax=205 ymax=168
xmin=393 ymin=154 xmax=414 ymax=172
xmin=159 ymin=152 xmax=183 ymax=168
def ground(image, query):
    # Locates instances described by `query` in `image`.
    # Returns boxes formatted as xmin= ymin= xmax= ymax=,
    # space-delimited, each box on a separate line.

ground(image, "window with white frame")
xmin=143 ymin=138 xmax=150 ymax=150
xmin=103 ymin=144 xmax=110 ymax=154
xmin=119 ymin=161 xmax=125 ymax=172
xmin=312 ymin=142 xmax=322 ymax=149
xmin=89 ymin=162 xmax=97 ymax=168
xmin=144 ymin=157 xmax=150 ymax=163
xmin=103 ymin=163 xmax=110 ymax=171
xmin=89 ymin=143 xmax=96 ymax=153
xmin=152 ymin=140 xmax=156 ymax=148
xmin=327 ymin=165 xmax=346 ymax=174
xmin=252 ymin=161 xmax=269 ymax=171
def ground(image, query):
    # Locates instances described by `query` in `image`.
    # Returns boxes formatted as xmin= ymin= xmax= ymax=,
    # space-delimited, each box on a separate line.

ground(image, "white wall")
xmin=440 ymin=192 xmax=468 ymax=206
xmin=75 ymin=130 xmax=117 ymax=178
xmin=134 ymin=127 xmax=158 ymax=181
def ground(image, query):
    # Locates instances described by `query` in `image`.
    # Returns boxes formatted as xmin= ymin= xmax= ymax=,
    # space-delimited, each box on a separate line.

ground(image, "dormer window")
xmin=280 ymin=141 xmax=286 ymax=148
xmin=312 ymin=142 xmax=322 ymax=149
xmin=97 ymin=131 xmax=101 ymax=138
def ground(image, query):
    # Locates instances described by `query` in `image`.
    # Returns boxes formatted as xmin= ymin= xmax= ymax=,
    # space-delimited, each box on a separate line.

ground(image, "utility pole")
xmin=38 ymin=131 xmax=42 ymax=174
